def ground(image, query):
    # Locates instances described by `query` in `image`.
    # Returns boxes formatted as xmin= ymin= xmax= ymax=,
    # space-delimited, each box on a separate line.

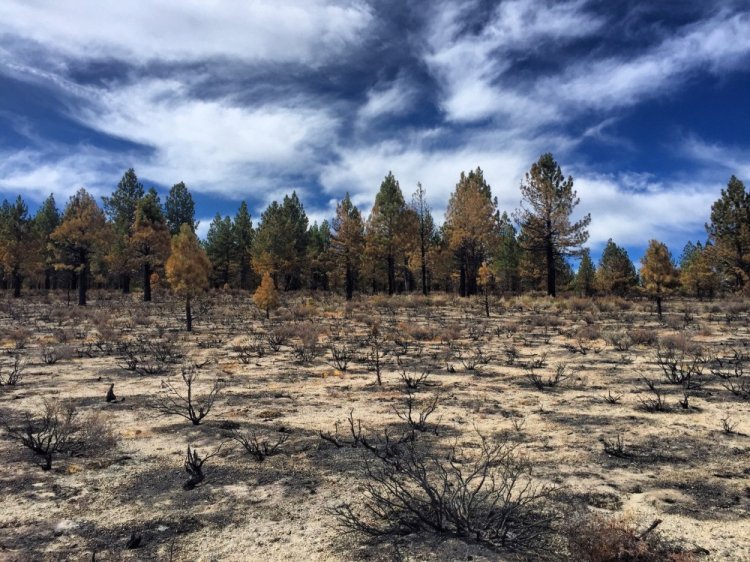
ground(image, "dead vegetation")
xmin=0 ymin=292 xmax=748 ymax=560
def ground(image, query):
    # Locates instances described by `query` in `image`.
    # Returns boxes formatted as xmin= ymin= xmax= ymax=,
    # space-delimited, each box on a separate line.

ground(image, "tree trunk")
xmin=546 ymin=235 xmax=556 ymax=297
xmin=265 ymin=306 xmax=270 ymax=319
xmin=143 ymin=262 xmax=152 ymax=302
xmin=387 ymin=254 xmax=395 ymax=295
xmin=185 ymin=296 xmax=192 ymax=332
xmin=122 ymin=273 xmax=131 ymax=294
xmin=656 ymin=295 xmax=663 ymax=319
xmin=240 ymin=265 xmax=248 ymax=291
xmin=44 ymin=270 xmax=51 ymax=291
xmin=484 ymin=289 xmax=490 ymax=318
xmin=459 ymin=261 xmax=467 ymax=297
xmin=78 ymin=265 xmax=87 ymax=306
xmin=12 ymin=272 xmax=21 ymax=298
xmin=345 ymin=265 xmax=354 ymax=300
xmin=421 ymin=246 xmax=428 ymax=296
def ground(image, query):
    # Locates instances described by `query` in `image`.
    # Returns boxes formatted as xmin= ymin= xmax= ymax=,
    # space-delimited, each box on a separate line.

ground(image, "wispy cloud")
xmin=0 ymin=1 xmax=373 ymax=65
xmin=0 ymin=0 xmax=747 ymax=253
xmin=0 ymin=146 xmax=122 ymax=202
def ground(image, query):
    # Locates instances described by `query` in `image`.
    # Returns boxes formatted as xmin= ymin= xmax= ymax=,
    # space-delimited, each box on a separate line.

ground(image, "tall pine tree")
xmin=444 ymin=168 xmax=499 ymax=297
xmin=515 ymin=154 xmax=590 ymax=297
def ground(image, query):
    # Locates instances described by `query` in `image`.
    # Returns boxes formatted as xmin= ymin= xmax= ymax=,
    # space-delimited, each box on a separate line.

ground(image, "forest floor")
xmin=0 ymin=290 xmax=748 ymax=561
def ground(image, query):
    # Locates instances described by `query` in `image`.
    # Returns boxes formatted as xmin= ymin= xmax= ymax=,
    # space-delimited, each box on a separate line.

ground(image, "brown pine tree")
xmin=50 ymin=189 xmax=112 ymax=306
xmin=253 ymin=271 xmax=279 ymax=319
xmin=444 ymin=168 xmax=499 ymax=297
xmin=640 ymin=240 xmax=679 ymax=319
xmin=165 ymin=224 xmax=211 ymax=331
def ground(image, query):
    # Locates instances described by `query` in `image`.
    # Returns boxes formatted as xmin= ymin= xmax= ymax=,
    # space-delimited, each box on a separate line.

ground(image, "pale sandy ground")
xmin=0 ymin=291 xmax=748 ymax=561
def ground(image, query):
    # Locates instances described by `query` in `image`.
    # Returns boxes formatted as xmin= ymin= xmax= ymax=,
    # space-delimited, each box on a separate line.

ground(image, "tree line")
xmin=0 ymin=153 xmax=747 ymax=308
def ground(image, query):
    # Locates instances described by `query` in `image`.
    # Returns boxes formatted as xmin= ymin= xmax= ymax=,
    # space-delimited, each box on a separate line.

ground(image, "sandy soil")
xmin=0 ymin=290 xmax=748 ymax=561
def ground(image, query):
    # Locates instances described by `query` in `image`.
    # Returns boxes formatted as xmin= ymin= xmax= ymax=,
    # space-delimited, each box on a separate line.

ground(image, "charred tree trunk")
xmin=122 ymin=273 xmax=131 ymax=294
xmin=78 ymin=264 xmax=87 ymax=306
xmin=12 ymin=272 xmax=21 ymax=298
xmin=185 ymin=296 xmax=192 ymax=332
xmin=459 ymin=261 xmax=467 ymax=297
xmin=387 ymin=254 xmax=395 ymax=296
xmin=545 ymin=230 xmax=556 ymax=297
xmin=345 ymin=264 xmax=354 ymax=301
xmin=143 ymin=262 xmax=152 ymax=302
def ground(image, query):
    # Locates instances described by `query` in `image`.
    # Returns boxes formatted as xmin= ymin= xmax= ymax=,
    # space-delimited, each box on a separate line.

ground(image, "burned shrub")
xmin=399 ymin=369 xmax=430 ymax=390
xmin=332 ymin=430 xmax=559 ymax=553
xmin=230 ymin=428 xmax=289 ymax=462
xmin=639 ymin=379 xmax=670 ymax=412
xmin=392 ymin=392 xmax=440 ymax=433
xmin=291 ymin=324 xmax=323 ymax=363
xmin=526 ymin=364 xmax=569 ymax=391
xmin=40 ymin=344 xmax=74 ymax=365
xmin=5 ymin=399 xmax=76 ymax=470
xmin=152 ymin=363 xmax=223 ymax=425
xmin=183 ymin=444 xmax=223 ymax=490
xmin=0 ymin=354 xmax=25 ymax=386
xmin=328 ymin=339 xmax=357 ymax=372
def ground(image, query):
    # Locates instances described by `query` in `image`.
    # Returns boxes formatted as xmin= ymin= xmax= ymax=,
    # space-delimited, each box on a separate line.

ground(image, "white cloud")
xmin=0 ymin=147 xmax=120 ymax=203
xmin=69 ymin=78 xmax=340 ymax=196
xmin=574 ymin=174 xmax=718 ymax=249
xmin=195 ymin=217 xmax=213 ymax=241
xmin=425 ymin=0 xmax=605 ymax=123
xmin=551 ymin=9 xmax=750 ymax=112
xmin=358 ymin=75 xmax=417 ymax=122
xmin=679 ymin=135 xmax=750 ymax=180
xmin=0 ymin=1 xmax=372 ymax=65
xmin=424 ymin=2 xmax=750 ymax=127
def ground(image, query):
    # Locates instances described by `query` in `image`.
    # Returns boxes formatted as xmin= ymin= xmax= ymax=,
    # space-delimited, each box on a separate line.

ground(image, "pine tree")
xmin=640 ymin=240 xmax=679 ymax=319
xmin=575 ymin=248 xmax=596 ymax=296
xmin=252 ymin=192 xmax=309 ymax=290
xmin=706 ymin=175 xmax=750 ymax=290
xmin=130 ymin=189 xmax=170 ymax=302
xmin=307 ymin=220 xmax=332 ymax=291
xmin=595 ymin=239 xmax=638 ymax=295
xmin=411 ymin=182 xmax=437 ymax=295
xmin=205 ymin=214 xmax=237 ymax=287
xmin=444 ymin=168 xmax=499 ymax=297
xmin=165 ymin=181 xmax=197 ymax=235
xmin=33 ymin=194 xmax=62 ymax=290
xmin=103 ymin=168 xmax=144 ymax=293
xmin=50 ymin=189 xmax=112 ymax=306
xmin=492 ymin=212 xmax=520 ymax=293
xmin=0 ymin=196 xmax=37 ymax=297
xmin=514 ymin=153 xmax=590 ymax=297
xmin=477 ymin=262 xmax=493 ymax=317
xmin=367 ymin=172 xmax=409 ymax=295
xmin=253 ymin=271 xmax=279 ymax=319
xmin=679 ymin=241 xmax=719 ymax=298
xmin=234 ymin=201 xmax=254 ymax=290
xmin=165 ymin=224 xmax=211 ymax=331
xmin=331 ymin=193 xmax=364 ymax=300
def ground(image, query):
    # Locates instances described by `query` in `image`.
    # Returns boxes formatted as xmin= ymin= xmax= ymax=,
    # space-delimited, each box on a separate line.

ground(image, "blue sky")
xmin=1 ymin=1 xmax=749 ymax=262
